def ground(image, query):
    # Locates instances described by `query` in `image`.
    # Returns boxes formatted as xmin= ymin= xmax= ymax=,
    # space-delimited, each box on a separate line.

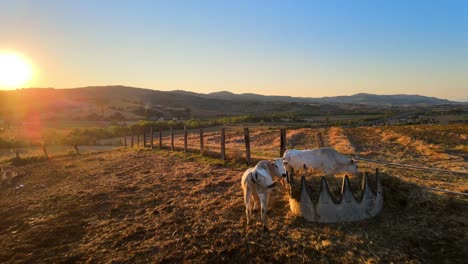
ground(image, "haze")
xmin=1 ymin=0 xmax=467 ymax=101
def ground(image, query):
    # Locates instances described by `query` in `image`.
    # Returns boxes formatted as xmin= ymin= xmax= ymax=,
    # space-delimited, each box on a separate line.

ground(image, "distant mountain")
xmin=317 ymin=93 xmax=454 ymax=105
xmin=206 ymin=91 xmax=306 ymax=102
xmin=0 ymin=86 xmax=461 ymax=122
xmin=204 ymin=91 xmax=454 ymax=105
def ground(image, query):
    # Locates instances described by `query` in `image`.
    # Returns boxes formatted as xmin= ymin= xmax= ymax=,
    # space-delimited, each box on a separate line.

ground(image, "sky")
xmin=0 ymin=0 xmax=467 ymax=100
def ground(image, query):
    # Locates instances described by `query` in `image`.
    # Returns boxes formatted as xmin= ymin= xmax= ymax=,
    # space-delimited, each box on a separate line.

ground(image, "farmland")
xmin=0 ymin=124 xmax=467 ymax=263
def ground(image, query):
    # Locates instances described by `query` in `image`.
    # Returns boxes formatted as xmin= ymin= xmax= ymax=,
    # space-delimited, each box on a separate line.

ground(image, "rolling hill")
xmin=204 ymin=91 xmax=455 ymax=105
xmin=0 ymin=86 xmax=463 ymax=121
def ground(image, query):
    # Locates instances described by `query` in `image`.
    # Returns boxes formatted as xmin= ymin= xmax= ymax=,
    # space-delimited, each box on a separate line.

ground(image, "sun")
xmin=0 ymin=51 xmax=33 ymax=89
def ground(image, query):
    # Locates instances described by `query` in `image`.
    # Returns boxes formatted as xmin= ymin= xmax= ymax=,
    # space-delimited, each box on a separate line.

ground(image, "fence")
xmin=1 ymin=126 xmax=278 ymax=163
xmin=0 ymin=145 xmax=123 ymax=162
xmin=122 ymin=126 xmax=467 ymax=196
xmin=122 ymin=126 xmax=291 ymax=164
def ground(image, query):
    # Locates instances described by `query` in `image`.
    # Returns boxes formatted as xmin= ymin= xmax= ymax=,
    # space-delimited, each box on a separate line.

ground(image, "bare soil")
xmin=1 ymin=148 xmax=467 ymax=263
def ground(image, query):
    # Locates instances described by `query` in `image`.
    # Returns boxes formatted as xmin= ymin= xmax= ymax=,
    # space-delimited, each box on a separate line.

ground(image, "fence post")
xmin=124 ymin=135 xmax=127 ymax=148
xmin=244 ymin=127 xmax=251 ymax=165
xmin=315 ymin=132 xmax=324 ymax=148
xmin=280 ymin=128 xmax=286 ymax=157
xmin=15 ymin=149 xmax=20 ymax=159
xmin=159 ymin=128 xmax=163 ymax=149
xmin=199 ymin=128 xmax=204 ymax=155
xmin=43 ymin=145 xmax=49 ymax=159
xmin=220 ymin=128 xmax=226 ymax=161
xmin=184 ymin=126 xmax=188 ymax=152
xmin=74 ymin=145 xmax=80 ymax=155
xmin=137 ymin=135 xmax=140 ymax=147
xmin=150 ymin=127 xmax=154 ymax=149
xmin=170 ymin=127 xmax=174 ymax=151
xmin=143 ymin=131 xmax=147 ymax=148
xmin=131 ymin=134 xmax=134 ymax=148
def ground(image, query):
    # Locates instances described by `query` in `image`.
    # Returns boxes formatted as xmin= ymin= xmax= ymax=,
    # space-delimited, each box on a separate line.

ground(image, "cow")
xmin=241 ymin=158 xmax=286 ymax=231
xmin=282 ymin=148 xmax=359 ymax=177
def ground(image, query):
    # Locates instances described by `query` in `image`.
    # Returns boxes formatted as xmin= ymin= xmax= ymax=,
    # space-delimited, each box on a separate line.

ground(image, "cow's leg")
xmin=252 ymin=188 xmax=260 ymax=211
xmin=287 ymin=168 xmax=295 ymax=184
xmin=258 ymin=193 xmax=269 ymax=231
xmin=244 ymin=187 xmax=252 ymax=225
xmin=266 ymin=192 xmax=271 ymax=212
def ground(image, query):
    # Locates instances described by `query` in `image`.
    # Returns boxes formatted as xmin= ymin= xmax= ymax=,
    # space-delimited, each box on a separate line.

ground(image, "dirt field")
xmin=1 ymin=148 xmax=467 ymax=263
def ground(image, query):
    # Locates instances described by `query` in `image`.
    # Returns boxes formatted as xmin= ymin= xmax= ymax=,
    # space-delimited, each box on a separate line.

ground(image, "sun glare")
xmin=0 ymin=52 xmax=33 ymax=89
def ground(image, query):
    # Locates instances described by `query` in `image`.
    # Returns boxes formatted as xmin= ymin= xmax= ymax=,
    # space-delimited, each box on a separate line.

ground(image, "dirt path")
xmin=0 ymin=149 xmax=467 ymax=263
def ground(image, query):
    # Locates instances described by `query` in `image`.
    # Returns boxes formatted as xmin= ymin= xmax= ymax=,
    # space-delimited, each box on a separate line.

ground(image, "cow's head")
xmin=270 ymin=158 xmax=287 ymax=178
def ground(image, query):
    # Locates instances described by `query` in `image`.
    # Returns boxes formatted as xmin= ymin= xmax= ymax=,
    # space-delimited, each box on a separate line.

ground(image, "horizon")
xmin=9 ymin=84 xmax=468 ymax=102
xmin=1 ymin=1 xmax=468 ymax=100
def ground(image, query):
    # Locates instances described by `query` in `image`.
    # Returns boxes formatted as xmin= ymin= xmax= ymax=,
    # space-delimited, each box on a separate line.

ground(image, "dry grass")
xmin=380 ymin=130 xmax=449 ymax=159
xmin=0 ymin=149 xmax=466 ymax=263
xmin=345 ymin=126 xmax=467 ymax=193
xmin=326 ymin=127 xmax=355 ymax=154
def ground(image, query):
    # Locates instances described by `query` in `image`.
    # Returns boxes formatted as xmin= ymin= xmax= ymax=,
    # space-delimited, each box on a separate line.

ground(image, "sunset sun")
xmin=0 ymin=52 xmax=33 ymax=89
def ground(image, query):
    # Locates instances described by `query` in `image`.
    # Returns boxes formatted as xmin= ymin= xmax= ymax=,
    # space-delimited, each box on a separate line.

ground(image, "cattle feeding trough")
xmin=288 ymin=169 xmax=383 ymax=223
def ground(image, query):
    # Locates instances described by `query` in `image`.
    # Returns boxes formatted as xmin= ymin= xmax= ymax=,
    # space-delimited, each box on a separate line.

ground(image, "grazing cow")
xmin=282 ymin=148 xmax=359 ymax=176
xmin=241 ymin=158 xmax=286 ymax=231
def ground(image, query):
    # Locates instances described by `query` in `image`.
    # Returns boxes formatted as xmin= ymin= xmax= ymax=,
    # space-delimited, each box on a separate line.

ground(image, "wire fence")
xmin=0 ymin=145 xmax=123 ymax=162
xmin=354 ymin=157 xmax=468 ymax=175
xmin=2 ymin=126 xmax=466 ymax=196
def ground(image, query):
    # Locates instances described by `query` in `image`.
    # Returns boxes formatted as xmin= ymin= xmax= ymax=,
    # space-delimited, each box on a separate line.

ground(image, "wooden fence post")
xmin=199 ymin=128 xmax=204 ymax=155
xmin=184 ymin=126 xmax=188 ymax=152
xmin=137 ymin=135 xmax=140 ymax=147
xmin=170 ymin=127 xmax=174 ymax=151
xmin=124 ymin=135 xmax=127 ymax=148
xmin=315 ymin=132 xmax=324 ymax=148
xmin=43 ymin=145 xmax=49 ymax=159
xmin=159 ymin=128 xmax=163 ymax=149
xmin=280 ymin=128 xmax=286 ymax=157
xmin=220 ymin=128 xmax=226 ymax=161
xmin=244 ymin=127 xmax=251 ymax=165
xmin=131 ymin=134 xmax=134 ymax=148
xmin=150 ymin=127 xmax=154 ymax=149
xmin=15 ymin=150 xmax=20 ymax=159
xmin=74 ymin=145 xmax=80 ymax=155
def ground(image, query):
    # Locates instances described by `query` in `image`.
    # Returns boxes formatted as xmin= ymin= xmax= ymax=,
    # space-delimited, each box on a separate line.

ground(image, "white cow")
xmin=282 ymin=148 xmax=359 ymax=176
xmin=241 ymin=158 xmax=286 ymax=231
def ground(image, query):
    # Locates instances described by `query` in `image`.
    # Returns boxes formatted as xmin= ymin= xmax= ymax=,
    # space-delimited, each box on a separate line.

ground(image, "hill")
xmin=0 ymin=86 xmax=463 ymax=122
xmin=318 ymin=93 xmax=454 ymax=105
xmin=205 ymin=91 xmax=455 ymax=105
